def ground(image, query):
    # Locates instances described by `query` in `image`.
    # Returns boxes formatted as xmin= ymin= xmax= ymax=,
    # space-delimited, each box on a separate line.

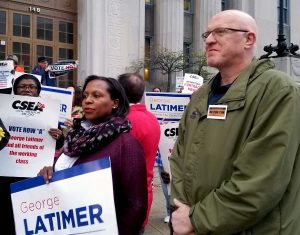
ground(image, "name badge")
xmin=207 ymin=105 xmax=228 ymax=120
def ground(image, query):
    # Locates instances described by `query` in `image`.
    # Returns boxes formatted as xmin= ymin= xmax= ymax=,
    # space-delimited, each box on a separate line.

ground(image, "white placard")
xmin=40 ymin=86 xmax=73 ymax=127
xmin=145 ymin=92 xmax=191 ymax=121
xmin=14 ymin=72 xmax=42 ymax=83
xmin=11 ymin=157 xmax=119 ymax=235
xmin=0 ymin=94 xmax=59 ymax=177
xmin=182 ymin=73 xmax=203 ymax=94
xmin=158 ymin=122 xmax=179 ymax=194
xmin=0 ymin=60 xmax=14 ymax=89
xmin=175 ymin=76 xmax=184 ymax=92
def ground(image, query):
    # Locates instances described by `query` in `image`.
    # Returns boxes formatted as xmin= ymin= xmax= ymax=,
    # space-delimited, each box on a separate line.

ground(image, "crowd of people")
xmin=1 ymin=9 xmax=300 ymax=235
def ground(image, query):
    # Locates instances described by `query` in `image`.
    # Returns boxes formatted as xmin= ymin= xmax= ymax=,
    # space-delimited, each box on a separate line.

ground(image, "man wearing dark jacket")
xmin=32 ymin=56 xmax=56 ymax=86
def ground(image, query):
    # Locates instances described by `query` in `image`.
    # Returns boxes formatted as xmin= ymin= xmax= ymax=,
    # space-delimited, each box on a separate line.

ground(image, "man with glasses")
xmin=170 ymin=10 xmax=300 ymax=235
xmin=32 ymin=56 xmax=56 ymax=87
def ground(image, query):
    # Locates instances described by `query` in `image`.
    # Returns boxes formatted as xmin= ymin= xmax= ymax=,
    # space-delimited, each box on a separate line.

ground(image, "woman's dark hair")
xmin=74 ymin=86 xmax=82 ymax=106
xmin=13 ymin=74 xmax=41 ymax=95
xmin=72 ymin=86 xmax=82 ymax=106
xmin=152 ymin=87 xmax=161 ymax=92
xmin=82 ymin=75 xmax=129 ymax=118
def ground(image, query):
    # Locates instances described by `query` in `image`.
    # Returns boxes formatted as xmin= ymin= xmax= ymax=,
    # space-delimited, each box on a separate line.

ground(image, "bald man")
xmin=170 ymin=10 xmax=300 ymax=235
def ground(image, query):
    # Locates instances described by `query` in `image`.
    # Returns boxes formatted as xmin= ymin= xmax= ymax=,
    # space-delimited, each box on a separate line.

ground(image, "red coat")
xmin=128 ymin=104 xmax=160 ymax=227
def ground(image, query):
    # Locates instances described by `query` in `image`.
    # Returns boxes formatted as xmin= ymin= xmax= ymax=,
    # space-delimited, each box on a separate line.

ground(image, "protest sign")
xmin=158 ymin=122 xmax=179 ymax=194
xmin=182 ymin=73 xmax=203 ymax=94
xmin=40 ymin=86 xmax=73 ymax=127
xmin=145 ymin=92 xmax=191 ymax=121
xmin=175 ymin=76 xmax=184 ymax=92
xmin=0 ymin=60 xmax=14 ymax=89
xmin=0 ymin=94 xmax=59 ymax=177
xmin=11 ymin=157 xmax=118 ymax=235
xmin=14 ymin=72 xmax=42 ymax=84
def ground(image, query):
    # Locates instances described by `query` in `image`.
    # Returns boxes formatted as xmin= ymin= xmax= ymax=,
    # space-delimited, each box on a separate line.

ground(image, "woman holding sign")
xmin=38 ymin=75 xmax=148 ymax=235
xmin=0 ymin=73 xmax=64 ymax=234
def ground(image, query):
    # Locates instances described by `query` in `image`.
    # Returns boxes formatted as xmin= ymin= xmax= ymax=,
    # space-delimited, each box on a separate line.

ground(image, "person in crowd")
xmin=38 ymin=75 xmax=148 ymax=235
xmin=64 ymin=85 xmax=84 ymax=132
xmin=155 ymin=149 xmax=171 ymax=223
xmin=32 ymin=56 xmax=56 ymax=87
xmin=118 ymin=73 xmax=160 ymax=233
xmin=0 ymin=73 xmax=63 ymax=234
xmin=0 ymin=55 xmax=23 ymax=94
xmin=151 ymin=85 xmax=172 ymax=223
xmin=69 ymin=85 xmax=84 ymax=119
xmin=6 ymin=54 xmax=24 ymax=72
xmin=170 ymin=10 xmax=300 ymax=235
xmin=152 ymin=87 xmax=161 ymax=92
xmin=12 ymin=74 xmax=64 ymax=145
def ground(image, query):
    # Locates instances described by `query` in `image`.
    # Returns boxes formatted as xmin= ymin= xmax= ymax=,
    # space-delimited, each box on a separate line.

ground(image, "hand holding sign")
xmin=37 ymin=165 xmax=53 ymax=184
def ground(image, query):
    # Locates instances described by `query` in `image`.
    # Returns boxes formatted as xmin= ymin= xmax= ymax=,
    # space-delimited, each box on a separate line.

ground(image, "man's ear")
xmin=245 ymin=32 xmax=256 ymax=49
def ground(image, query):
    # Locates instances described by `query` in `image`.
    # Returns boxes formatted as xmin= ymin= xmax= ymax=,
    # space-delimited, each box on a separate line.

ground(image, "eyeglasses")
xmin=17 ymin=85 xmax=38 ymax=90
xmin=201 ymin=27 xmax=249 ymax=41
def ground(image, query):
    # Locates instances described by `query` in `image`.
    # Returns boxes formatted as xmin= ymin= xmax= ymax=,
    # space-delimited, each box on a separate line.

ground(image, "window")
xmin=183 ymin=42 xmax=192 ymax=71
xmin=59 ymin=48 xmax=73 ymax=60
xmin=37 ymin=45 xmax=53 ymax=64
xmin=37 ymin=17 xmax=53 ymax=41
xmin=144 ymin=37 xmax=152 ymax=81
xmin=13 ymin=42 xmax=30 ymax=72
xmin=13 ymin=13 xmax=30 ymax=37
xmin=221 ymin=0 xmax=232 ymax=10
xmin=0 ymin=11 xmax=6 ymax=35
xmin=59 ymin=21 xmax=73 ymax=44
xmin=145 ymin=0 xmax=153 ymax=5
xmin=184 ymin=0 xmax=192 ymax=13
xmin=59 ymin=48 xmax=74 ymax=87
xmin=0 ymin=44 xmax=5 ymax=60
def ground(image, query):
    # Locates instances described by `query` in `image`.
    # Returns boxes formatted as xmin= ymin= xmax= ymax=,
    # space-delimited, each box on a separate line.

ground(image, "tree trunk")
xmin=167 ymin=72 xmax=172 ymax=92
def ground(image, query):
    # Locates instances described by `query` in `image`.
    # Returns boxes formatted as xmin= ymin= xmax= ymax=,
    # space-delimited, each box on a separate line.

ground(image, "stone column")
xmin=273 ymin=57 xmax=300 ymax=86
xmin=193 ymin=0 xmax=220 ymax=53
xmin=77 ymin=0 xmax=145 ymax=85
xmin=154 ymin=0 xmax=184 ymax=91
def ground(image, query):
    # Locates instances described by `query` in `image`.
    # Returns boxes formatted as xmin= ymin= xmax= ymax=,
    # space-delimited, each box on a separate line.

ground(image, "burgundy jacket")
xmin=69 ymin=132 xmax=148 ymax=235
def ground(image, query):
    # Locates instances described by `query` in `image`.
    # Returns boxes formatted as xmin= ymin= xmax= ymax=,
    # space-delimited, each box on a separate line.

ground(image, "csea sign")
xmin=11 ymin=157 xmax=119 ymax=235
xmin=145 ymin=92 xmax=191 ymax=121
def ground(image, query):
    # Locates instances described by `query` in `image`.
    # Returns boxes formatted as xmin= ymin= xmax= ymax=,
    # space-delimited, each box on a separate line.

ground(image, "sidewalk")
xmin=144 ymin=166 xmax=170 ymax=235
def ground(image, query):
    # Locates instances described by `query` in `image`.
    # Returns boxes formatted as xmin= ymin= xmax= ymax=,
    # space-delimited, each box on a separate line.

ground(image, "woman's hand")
xmin=37 ymin=166 xmax=53 ymax=184
xmin=64 ymin=118 xmax=73 ymax=129
xmin=48 ymin=128 xmax=62 ymax=140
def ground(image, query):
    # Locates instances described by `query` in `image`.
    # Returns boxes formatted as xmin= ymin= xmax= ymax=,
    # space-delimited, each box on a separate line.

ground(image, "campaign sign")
xmin=145 ymin=92 xmax=191 ymax=121
xmin=0 ymin=94 xmax=59 ymax=177
xmin=40 ymin=86 xmax=73 ymax=127
xmin=158 ymin=122 xmax=179 ymax=194
xmin=182 ymin=73 xmax=203 ymax=94
xmin=175 ymin=76 xmax=184 ymax=92
xmin=0 ymin=60 xmax=14 ymax=89
xmin=11 ymin=157 xmax=118 ymax=235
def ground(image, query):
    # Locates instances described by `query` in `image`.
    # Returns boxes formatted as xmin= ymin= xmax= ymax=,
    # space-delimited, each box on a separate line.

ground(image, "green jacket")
xmin=170 ymin=59 xmax=300 ymax=235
